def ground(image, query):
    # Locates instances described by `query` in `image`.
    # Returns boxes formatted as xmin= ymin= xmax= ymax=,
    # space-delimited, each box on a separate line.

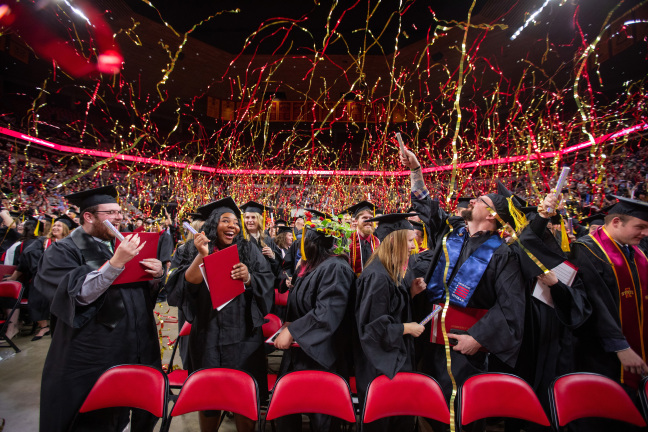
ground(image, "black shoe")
xmin=31 ymin=326 xmax=50 ymax=341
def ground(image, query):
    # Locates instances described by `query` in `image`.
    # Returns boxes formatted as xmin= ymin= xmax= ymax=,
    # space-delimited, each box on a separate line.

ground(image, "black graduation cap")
xmin=579 ymin=213 xmax=605 ymax=227
xmin=197 ymin=197 xmax=241 ymax=220
xmin=240 ymin=200 xmax=273 ymax=215
xmin=275 ymin=219 xmax=288 ymax=226
xmin=520 ymin=206 xmax=538 ymax=215
xmin=410 ymin=220 xmax=425 ymax=232
xmin=456 ymin=197 xmax=472 ymax=209
xmin=485 ymin=193 xmax=521 ymax=229
xmin=304 ymin=208 xmax=331 ymax=220
xmin=549 ymin=214 xmax=563 ymax=225
xmin=55 ymin=214 xmax=78 ymax=229
xmin=187 ymin=212 xmax=204 ymax=220
xmin=606 ymin=196 xmax=648 ymax=222
xmin=64 ymin=185 xmax=118 ymax=213
xmin=276 ymin=225 xmax=293 ymax=234
xmin=343 ymin=201 xmax=376 ymax=218
xmin=369 ymin=213 xmax=417 ymax=242
xmin=496 ymin=180 xmax=527 ymax=207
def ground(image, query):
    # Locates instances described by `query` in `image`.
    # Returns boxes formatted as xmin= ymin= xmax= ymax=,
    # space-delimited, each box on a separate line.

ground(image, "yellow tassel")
xmin=262 ymin=210 xmax=266 ymax=232
xmin=241 ymin=214 xmax=248 ymax=240
xmin=507 ymin=198 xmax=528 ymax=233
xmin=412 ymin=240 xmax=419 ymax=255
xmin=422 ymin=225 xmax=428 ymax=250
xmin=34 ymin=219 xmax=40 ymax=236
xmin=300 ymin=225 xmax=307 ymax=261
xmin=560 ymin=218 xmax=571 ymax=253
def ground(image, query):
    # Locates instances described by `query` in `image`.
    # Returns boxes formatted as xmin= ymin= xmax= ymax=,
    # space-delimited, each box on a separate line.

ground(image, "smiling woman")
xmin=164 ymin=196 xmax=275 ymax=432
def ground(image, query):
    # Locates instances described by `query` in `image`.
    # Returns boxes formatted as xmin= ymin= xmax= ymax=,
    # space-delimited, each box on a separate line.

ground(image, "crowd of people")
xmin=1 ymin=139 xmax=647 ymax=432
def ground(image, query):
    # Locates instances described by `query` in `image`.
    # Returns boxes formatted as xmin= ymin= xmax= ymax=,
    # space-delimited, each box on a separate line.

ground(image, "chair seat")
xmin=348 ymin=376 xmax=357 ymax=394
xmin=268 ymin=374 xmax=278 ymax=391
xmin=20 ymin=299 xmax=28 ymax=305
xmin=168 ymin=369 xmax=189 ymax=387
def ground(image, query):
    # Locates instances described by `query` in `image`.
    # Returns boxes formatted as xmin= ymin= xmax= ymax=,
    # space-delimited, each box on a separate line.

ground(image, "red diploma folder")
xmin=200 ymin=245 xmax=245 ymax=310
xmin=430 ymin=304 xmax=488 ymax=347
xmin=113 ymin=232 xmax=160 ymax=285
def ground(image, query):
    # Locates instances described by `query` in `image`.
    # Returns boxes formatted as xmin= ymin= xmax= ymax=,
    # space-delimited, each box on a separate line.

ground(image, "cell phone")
xmin=448 ymin=329 xmax=469 ymax=345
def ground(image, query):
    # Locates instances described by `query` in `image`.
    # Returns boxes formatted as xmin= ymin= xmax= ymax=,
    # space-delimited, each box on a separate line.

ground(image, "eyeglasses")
xmin=93 ymin=210 xmax=124 ymax=216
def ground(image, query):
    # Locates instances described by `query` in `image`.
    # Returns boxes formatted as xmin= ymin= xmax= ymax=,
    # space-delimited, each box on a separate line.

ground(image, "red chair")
xmin=640 ymin=376 xmax=648 ymax=422
xmin=263 ymin=370 xmax=356 ymax=431
xmin=262 ymin=313 xmax=282 ymax=339
xmin=75 ymin=364 xmax=168 ymax=429
xmin=0 ymin=265 xmax=16 ymax=278
xmin=166 ymin=321 xmax=192 ymax=389
xmin=274 ymin=289 xmax=288 ymax=307
xmin=361 ymin=372 xmax=449 ymax=430
xmin=163 ymin=368 xmax=259 ymax=432
xmin=457 ymin=373 xmax=550 ymax=430
xmin=0 ymin=281 xmax=23 ymax=353
xmin=550 ymin=372 xmax=647 ymax=429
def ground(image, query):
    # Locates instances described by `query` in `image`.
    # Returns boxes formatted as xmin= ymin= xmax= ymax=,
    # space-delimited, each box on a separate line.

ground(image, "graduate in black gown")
xmin=343 ymin=201 xmax=380 ymax=276
xmin=400 ymin=148 xmax=526 ymax=421
xmin=37 ymin=185 xmax=166 ymax=432
xmin=273 ymin=219 xmax=356 ymax=432
xmin=240 ymin=200 xmax=282 ymax=277
xmin=569 ymin=196 xmax=648 ymax=432
xmin=497 ymin=191 xmax=591 ymax=431
xmin=164 ymin=197 xmax=274 ymax=432
xmin=354 ymin=214 xmax=426 ymax=432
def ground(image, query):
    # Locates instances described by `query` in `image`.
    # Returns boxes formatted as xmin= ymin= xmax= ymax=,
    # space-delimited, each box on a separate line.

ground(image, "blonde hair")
xmin=47 ymin=221 xmax=70 ymax=240
xmin=365 ymin=230 xmax=410 ymax=283
xmin=186 ymin=220 xmax=205 ymax=242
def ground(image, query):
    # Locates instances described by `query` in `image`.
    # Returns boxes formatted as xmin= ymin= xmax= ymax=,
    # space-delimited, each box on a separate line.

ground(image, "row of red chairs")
xmin=75 ymin=365 xmax=648 ymax=431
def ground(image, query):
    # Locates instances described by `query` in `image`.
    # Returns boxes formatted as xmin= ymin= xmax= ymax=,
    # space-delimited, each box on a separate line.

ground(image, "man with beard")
xmin=343 ymin=201 xmax=380 ymax=276
xmin=400 ymin=148 xmax=526 ymax=431
xmin=36 ymin=185 xmax=165 ymax=432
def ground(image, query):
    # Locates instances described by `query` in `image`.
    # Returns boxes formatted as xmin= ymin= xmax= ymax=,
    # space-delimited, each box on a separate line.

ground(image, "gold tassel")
xmin=241 ymin=214 xmax=248 ymax=240
xmin=34 ymin=219 xmax=40 ymax=236
xmin=422 ymin=225 xmax=428 ymax=250
xmin=507 ymin=198 xmax=528 ymax=233
xmin=560 ymin=218 xmax=571 ymax=253
xmin=300 ymin=225 xmax=307 ymax=261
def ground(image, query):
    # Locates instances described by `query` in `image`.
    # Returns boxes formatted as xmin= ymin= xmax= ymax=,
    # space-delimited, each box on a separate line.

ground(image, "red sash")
xmin=590 ymin=227 xmax=648 ymax=388
xmin=349 ymin=231 xmax=379 ymax=275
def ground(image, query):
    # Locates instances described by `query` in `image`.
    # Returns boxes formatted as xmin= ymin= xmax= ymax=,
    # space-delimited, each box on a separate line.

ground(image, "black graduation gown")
xmin=354 ymin=259 xmax=417 ymax=432
xmin=569 ymin=235 xmax=646 ymax=432
xmin=0 ymin=226 xmax=20 ymax=256
xmin=37 ymin=229 xmax=162 ymax=432
xmin=249 ymin=234 xmax=282 ymax=277
xmin=157 ymin=230 xmax=174 ymax=264
xmin=412 ymin=194 xmax=526 ymax=400
xmin=279 ymin=255 xmax=355 ymax=374
xmin=507 ymin=214 xmax=591 ymax=411
xmin=17 ymin=238 xmax=50 ymax=321
xmin=570 ymin=235 xmax=642 ymax=381
xmin=164 ymin=238 xmax=274 ymax=399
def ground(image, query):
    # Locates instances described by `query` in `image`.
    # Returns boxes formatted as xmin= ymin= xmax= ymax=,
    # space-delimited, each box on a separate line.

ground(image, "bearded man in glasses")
xmin=36 ymin=185 xmax=165 ymax=432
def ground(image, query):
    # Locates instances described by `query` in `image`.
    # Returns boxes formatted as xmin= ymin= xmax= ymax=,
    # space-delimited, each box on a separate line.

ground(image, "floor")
xmin=0 ymin=304 xmax=281 ymax=432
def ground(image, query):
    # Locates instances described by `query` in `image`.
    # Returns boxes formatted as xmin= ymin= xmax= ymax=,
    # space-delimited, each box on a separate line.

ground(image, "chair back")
xmin=265 ymin=370 xmax=355 ymax=423
xmin=550 ymin=372 xmax=647 ymax=428
xmin=275 ymin=289 xmax=288 ymax=306
xmin=362 ymin=372 xmax=449 ymax=425
xmin=0 ymin=281 xmax=22 ymax=300
xmin=78 ymin=364 xmax=168 ymax=419
xmin=170 ymin=368 xmax=259 ymax=420
xmin=458 ymin=373 xmax=550 ymax=428
xmin=178 ymin=321 xmax=192 ymax=337
xmin=0 ymin=265 xmax=17 ymax=278
xmin=640 ymin=376 xmax=648 ymax=422
xmin=262 ymin=314 xmax=282 ymax=339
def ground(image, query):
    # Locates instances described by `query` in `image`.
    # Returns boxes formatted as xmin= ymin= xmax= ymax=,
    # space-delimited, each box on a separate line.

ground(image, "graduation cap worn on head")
xmin=187 ymin=212 xmax=204 ymax=221
xmin=304 ymin=208 xmax=331 ymax=220
xmin=276 ymin=225 xmax=293 ymax=235
xmin=275 ymin=219 xmax=288 ymax=226
xmin=55 ymin=214 xmax=78 ymax=229
xmin=197 ymin=197 xmax=241 ymax=220
xmin=606 ymin=196 xmax=648 ymax=222
xmin=485 ymin=193 xmax=526 ymax=230
xmin=496 ymin=180 xmax=527 ymax=208
xmin=579 ymin=213 xmax=605 ymax=227
xmin=343 ymin=201 xmax=376 ymax=218
xmin=456 ymin=197 xmax=472 ymax=209
xmin=368 ymin=213 xmax=417 ymax=242
xmin=240 ymin=200 xmax=273 ymax=215
xmin=64 ymin=185 xmax=118 ymax=213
